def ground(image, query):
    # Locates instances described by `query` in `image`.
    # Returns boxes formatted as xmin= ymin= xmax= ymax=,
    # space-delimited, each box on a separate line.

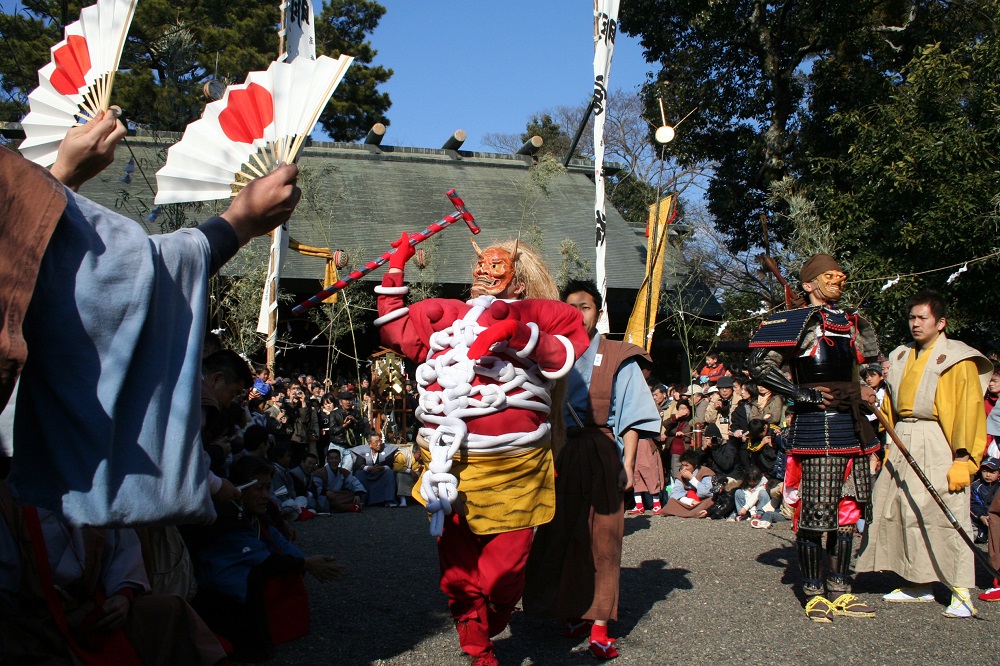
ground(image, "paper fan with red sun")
xmin=18 ymin=0 xmax=138 ymax=167
xmin=153 ymin=54 xmax=353 ymax=205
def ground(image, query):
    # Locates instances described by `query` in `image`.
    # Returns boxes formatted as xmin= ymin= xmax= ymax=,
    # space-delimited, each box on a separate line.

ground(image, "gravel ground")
xmin=260 ymin=506 xmax=997 ymax=666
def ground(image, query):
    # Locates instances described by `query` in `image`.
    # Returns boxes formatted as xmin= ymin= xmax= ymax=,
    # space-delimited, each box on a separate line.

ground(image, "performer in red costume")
xmin=376 ymin=233 xmax=589 ymax=666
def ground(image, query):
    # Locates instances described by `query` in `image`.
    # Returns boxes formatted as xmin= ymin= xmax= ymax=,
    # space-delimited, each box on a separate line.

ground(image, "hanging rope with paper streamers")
xmin=853 ymin=249 xmax=1000 ymax=288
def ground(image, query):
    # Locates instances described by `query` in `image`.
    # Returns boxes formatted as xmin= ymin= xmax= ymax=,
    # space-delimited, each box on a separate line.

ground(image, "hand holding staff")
xmin=292 ymin=189 xmax=480 ymax=315
xmin=870 ymin=407 xmax=1000 ymax=581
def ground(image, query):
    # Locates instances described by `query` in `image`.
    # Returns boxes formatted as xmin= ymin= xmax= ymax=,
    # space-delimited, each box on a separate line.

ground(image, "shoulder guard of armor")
xmin=846 ymin=309 xmax=880 ymax=361
xmin=749 ymin=306 xmax=821 ymax=348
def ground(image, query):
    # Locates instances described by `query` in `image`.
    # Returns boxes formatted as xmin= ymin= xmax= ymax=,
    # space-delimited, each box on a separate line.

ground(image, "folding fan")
xmin=18 ymin=0 xmax=138 ymax=167
xmin=154 ymin=54 xmax=353 ymax=205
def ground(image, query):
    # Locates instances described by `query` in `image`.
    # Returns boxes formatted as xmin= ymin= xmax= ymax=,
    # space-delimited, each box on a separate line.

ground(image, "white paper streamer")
xmin=946 ymin=263 xmax=968 ymax=284
xmin=881 ymin=276 xmax=901 ymax=292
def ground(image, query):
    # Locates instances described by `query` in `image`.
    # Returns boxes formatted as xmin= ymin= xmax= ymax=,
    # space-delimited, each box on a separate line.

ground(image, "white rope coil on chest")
xmin=416 ymin=296 xmax=559 ymax=536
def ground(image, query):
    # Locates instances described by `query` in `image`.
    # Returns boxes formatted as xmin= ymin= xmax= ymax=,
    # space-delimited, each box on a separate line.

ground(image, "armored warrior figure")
xmin=748 ymin=254 xmax=881 ymax=622
xmin=375 ymin=233 xmax=589 ymax=666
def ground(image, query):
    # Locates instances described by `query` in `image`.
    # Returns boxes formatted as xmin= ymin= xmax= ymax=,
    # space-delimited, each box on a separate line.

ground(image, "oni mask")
xmin=471 ymin=244 xmax=516 ymax=297
xmin=813 ymin=270 xmax=847 ymax=302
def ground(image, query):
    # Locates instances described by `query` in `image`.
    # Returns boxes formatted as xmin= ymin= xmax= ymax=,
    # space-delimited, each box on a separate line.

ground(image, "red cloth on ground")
xmin=438 ymin=513 xmax=533 ymax=659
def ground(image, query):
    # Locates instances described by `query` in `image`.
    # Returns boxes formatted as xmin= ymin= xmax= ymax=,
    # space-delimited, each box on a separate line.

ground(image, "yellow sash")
xmin=413 ymin=439 xmax=555 ymax=535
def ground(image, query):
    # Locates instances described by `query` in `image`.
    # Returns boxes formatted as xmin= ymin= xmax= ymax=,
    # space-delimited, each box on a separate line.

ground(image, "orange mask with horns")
xmin=470 ymin=242 xmax=517 ymax=298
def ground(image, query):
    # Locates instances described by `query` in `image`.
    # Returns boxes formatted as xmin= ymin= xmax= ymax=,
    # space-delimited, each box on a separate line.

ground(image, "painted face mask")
xmin=471 ymin=246 xmax=516 ymax=297
xmin=814 ymin=270 xmax=847 ymax=301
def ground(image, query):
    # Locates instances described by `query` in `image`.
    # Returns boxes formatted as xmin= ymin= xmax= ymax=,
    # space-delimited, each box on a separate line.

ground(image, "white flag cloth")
xmin=257 ymin=222 xmax=288 ymax=340
xmin=261 ymin=0 xmax=316 ymax=347
xmin=593 ymin=0 xmax=619 ymax=335
xmin=280 ymin=0 xmax=317 ymax=61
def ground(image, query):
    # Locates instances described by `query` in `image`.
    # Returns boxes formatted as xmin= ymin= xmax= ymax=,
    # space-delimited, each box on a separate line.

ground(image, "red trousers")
xmin=438 ymin=513 xmax=533 ymax=659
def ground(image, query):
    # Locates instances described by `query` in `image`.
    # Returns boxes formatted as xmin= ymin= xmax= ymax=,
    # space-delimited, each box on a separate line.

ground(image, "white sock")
xmin=634 ymin=494 xmax=643 ymax=506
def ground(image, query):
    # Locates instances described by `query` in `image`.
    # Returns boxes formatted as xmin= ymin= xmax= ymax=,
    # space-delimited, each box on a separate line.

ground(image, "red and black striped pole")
xmin=291 ymin=189 xmax=479 ymax=315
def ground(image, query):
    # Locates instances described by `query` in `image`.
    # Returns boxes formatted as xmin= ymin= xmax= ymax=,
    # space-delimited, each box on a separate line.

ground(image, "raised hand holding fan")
xmin=154 ymin=55 xmax=353 ymax=205
xmin=18 ymin=0 xmax=138 ymax=167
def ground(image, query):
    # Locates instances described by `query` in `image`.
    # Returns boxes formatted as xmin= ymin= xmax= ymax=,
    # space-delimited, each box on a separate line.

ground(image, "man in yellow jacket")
xmin=857 ymin=290 xmax=992 ymax=618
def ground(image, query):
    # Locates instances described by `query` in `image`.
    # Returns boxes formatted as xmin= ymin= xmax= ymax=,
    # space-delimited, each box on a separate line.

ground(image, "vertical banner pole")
xmin=592 ymin=0 xmax=620 ymax=335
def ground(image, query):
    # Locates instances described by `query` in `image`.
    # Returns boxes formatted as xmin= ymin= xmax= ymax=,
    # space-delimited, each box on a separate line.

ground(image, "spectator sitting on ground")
xmin=701 ymin=422 xmax=740 ymax=479
xmin=312 ymin=449 xmax=365 ymax=513
xmin=269 ymin=445 xmax=312 ymax=522
xmin=730 ymin=465 xmax=771 ymax=522
xmin=187 ymin=456 xmax=342 ymax=662
xmin=663 ymin=397 xmax=692 ymax=481
xmin=972 ymin=457 xmax=1000 ymax=543
xmin=243 ymin=425 xmax=271 ymax=459
xmin=289 ymin=452 xmax=320 ymax=510
xmin=663 ymin=450 xmax=715 ymax=518
xmin=350 ymin=434 xmax=399 ymax=507
xmin=745 ymin=418 xmax=781 ymax=476
xmin=391 ymin=437 xmax=423 ymax=508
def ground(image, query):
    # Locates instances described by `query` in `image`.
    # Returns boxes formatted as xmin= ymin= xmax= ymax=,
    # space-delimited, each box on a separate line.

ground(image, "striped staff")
xmin=291 ymin=189 xmax=480 ymax=315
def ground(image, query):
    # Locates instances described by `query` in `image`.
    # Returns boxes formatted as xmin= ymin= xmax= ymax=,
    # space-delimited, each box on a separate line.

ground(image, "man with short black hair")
xmin=328 ymin=391 xmax=364 ymax=450
xmin=857 ymin=289 xmax=992 ymax=618
xmin=524 ymin=279 xmax=659 ymax=659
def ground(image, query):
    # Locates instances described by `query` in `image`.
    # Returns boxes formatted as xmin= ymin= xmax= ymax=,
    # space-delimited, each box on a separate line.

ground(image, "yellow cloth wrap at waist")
xmin=414 ymin=437 xmax=555 ymax=536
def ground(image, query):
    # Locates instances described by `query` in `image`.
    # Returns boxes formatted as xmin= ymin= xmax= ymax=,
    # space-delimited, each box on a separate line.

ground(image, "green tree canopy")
xmin=806 ymin=29 xmax=1000 ymax=346
xmin=1 ymin=0 xmax=391 ymax=139
xmin=315 ymin=0 xmax=392 ymax=140
xmin=617 ymin=0 xmax=931 ymax=251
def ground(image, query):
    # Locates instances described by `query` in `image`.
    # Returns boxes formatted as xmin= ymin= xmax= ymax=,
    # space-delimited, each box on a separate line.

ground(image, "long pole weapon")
xmin=870 ymin=407 xmax=1000 ymax=581
xmin=291 ymin=189 xmax=480 ymax=315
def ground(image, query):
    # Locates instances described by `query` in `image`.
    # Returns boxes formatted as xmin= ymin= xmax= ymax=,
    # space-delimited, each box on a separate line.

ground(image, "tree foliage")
xmin=618 ymin=0 xmax=924 ymax=251
xmin=1 ymin=0 xmax=391 ymax=140
xmin=805 ymin=26 xmax=1000 ymax=346
xmin=315 ymin=0 xmax=392 ymax=141
xmin=621 ymin=0 xmax=1000 ymax=345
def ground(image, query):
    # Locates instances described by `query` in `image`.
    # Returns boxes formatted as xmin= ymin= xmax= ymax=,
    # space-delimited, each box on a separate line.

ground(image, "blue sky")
xmin=2 ymin=0 xmax=655 ymax=151
xmin=361 ymin=1 xmax=652 ymax=151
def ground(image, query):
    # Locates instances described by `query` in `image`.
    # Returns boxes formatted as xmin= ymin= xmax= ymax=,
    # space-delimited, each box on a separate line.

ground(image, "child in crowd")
xmin=972 ymin=457 xmax=1000 ymax=543
xmin=185 ymin=456 xmax=342 ymax=661
xmin=663 ymin=450 xmax=715 ymax=518
xmin=730 ymin=465 xmax=770 ymax=522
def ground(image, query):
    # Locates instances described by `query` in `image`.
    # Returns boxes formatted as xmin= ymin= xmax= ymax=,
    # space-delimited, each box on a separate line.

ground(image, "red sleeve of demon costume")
xmin=487 ymin=299 xmax=590 ymax=375
xmin=377 ymin=271 xmax=467 ymax=363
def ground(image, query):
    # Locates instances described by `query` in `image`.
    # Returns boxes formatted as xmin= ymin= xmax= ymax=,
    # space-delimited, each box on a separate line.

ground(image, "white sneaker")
xmin=943 ymin=588 xmax=977 ymax=618
xmin=883 ymin=586 xmax=934 ymax=602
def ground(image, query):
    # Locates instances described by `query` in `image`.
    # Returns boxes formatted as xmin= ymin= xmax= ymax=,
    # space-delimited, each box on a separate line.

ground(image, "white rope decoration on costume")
xmin=374 ymin=285 xmax=410 ymax=295
xmin=415 ymin=295 xmax=571 ymax=536
xmin=373 ymin=307 xmax=409 ymax=327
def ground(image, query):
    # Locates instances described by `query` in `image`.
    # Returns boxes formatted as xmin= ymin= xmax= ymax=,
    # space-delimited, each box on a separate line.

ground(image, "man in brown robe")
xmin=523 ymin=280 xmax=660 ymax=660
